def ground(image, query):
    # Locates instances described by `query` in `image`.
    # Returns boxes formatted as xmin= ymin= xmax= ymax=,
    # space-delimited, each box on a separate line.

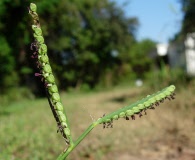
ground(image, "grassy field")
xmin=0 ymin=85 xmax=195 ymax=160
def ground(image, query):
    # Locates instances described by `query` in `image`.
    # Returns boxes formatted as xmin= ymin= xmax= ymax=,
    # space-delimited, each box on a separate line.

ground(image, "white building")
xmin=155 ymin=33 xmax=195 ymax=77
xmin=184 ymin=33 xmax=195 ymax=76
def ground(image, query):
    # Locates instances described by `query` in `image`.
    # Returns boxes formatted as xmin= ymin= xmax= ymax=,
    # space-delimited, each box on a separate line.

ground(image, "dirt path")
xmin=63 ymin=86 xmax=195 ymax=160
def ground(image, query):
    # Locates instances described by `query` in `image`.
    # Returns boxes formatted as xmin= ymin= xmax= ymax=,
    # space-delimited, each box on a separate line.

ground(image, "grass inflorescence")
xmin=28 ymin=3 xmax=176 ymax=160
xmin=28 ymin=3 xmax=72 ymax=145
xmin=96 ymin=85 xmax=176 ymax=128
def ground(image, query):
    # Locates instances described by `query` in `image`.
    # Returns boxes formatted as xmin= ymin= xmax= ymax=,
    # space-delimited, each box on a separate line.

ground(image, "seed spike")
xmin=29 ymin=3 xmax=72 ymax=145
xmin=98 ymin=85 xmax=176 ymax=128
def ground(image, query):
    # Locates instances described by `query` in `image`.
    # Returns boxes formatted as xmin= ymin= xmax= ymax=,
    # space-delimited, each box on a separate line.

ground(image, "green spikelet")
xmin=97 ymin=85 xmax=176 ymax=128
xmin=29 ymin=3 xmax=72 ymax=145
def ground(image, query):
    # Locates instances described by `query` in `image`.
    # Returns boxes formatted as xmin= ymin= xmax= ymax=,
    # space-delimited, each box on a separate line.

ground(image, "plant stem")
xmin=57 ymin=122 xmax=99 ymax=160
xmin=29 ymin=3 xmax=73 ymax=145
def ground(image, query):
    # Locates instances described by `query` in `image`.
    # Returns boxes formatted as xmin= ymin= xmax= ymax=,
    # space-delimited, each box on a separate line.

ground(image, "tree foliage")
xmin=0 ymin=0 xmax=140 ymax=94
xmin=180 ymin=0 xmax=195 ymax=34
xmin=0 ymin=0 xmax=30 ymax=93
xmin=128 ymin=39 xmax=156 ymax=78
xmin=38 ymin=0 xmax=138 ymax=89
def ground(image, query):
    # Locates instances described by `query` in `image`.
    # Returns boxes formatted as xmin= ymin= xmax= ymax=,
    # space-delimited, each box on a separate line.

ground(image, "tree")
xmin=0 ymin=0 xmax=138 ymax=95
xmin=31 ymin=0 xmax=138 ymax=89
xmin=128 ymin=39 xmax=156 ymax=79
xmin=0 ymin=0 xmax=31 ymax=93
xmin=180 ymin=0 xmax=195 ymax=34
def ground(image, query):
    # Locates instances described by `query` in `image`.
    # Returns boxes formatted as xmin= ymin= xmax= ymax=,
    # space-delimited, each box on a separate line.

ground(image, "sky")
xmin=112 ymin=0 xmax=183 ymax=44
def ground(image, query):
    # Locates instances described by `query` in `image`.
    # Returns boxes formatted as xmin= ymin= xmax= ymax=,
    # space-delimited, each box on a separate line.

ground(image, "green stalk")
xmin=28 ymin=3 xmax=176 ymax=160
xmin=28 ymin=3 xmax=73 ymax=145
xmin=57 ymin=122 xmax=98 ymax=159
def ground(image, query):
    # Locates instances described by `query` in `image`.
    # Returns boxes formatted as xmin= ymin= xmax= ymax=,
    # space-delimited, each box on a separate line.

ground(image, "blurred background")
xmin=0 ymin=0 xmax=195 ymax=160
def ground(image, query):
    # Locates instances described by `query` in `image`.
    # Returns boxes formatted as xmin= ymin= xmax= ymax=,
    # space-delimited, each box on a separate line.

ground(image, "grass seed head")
xmin=30 ymin=3 xmax=37 ymax=12
xmin=98 ymin=85 xmax=176 ymax=128
xmin=55 ymin=102 xmax=64 ymax=111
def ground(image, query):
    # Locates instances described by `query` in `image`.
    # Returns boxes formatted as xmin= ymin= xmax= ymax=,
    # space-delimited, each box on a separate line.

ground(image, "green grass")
xmin=0 ymin=85 xmax=195 ymax=160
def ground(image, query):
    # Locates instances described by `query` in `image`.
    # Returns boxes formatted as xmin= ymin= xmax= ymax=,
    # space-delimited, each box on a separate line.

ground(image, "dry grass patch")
xmin=0 ymin=85 xmax=194 ymax=160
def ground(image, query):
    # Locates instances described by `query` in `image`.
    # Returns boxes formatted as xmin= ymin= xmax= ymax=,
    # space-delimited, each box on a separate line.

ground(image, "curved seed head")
xmin=164 ymin=90 xmax=171 ymax=96
xmin=132 ymin=106 xmax=140 ymax=113
xmin=36 ymin=36 xmax=44 ymax=44
xmin=43 ymin=64 xmax=52 ymax=73
xmin=52 ymin=93 xmax=60 ymax=101
xmin=55 ymin=102 xmax=63 ymax=111
xmin=148 ymin=97 xmax=155 ymax=104
xmin=112 ymin=115 xmax=119 ymax=120
xmin=126 ymin=109 xmax=134 ymax=116
xmin=46 ymin=74 xmax=55 ymax=83
xmin=49 ymin=85 xmax=58 ymax=93
xmin=119 ymin=112 xmax=125 ymax=118
xmin=146 ymin=95 xmax=151 ymax=98
xmin=138 ymin=104 xmax=145 ymax=110
xmin=159 ymin=93 xmax=166 ymax=99
xmin=31 ymin=13 xmax=38 ymax=20
xmin=34 ymin=27 xmax=42 ymax=36
xmin=143 ymin=101 xmax=150 ymax=107
xmin=64 ymin=128 xmax=70 ymax=136
xmin=57 ymin=111 xmax=66 ymax=122
xmin=61 ymin=122 xmax=67 ymax=128
xmin=30 ymin=3 xmax=37 ymax=12
xmin=155 ymin=95 xmax=161 ymax=101
xmin=32 ymin=25 xmax=37 ymax=31
xmin=168 ymin=85 xmax=175 ymax=92
xmin=40 ymin=55 xmax=49 ymax=63
xmin=105 ymin=118 xmax=111 ymax=123
xmin=55 ymin=102 xmax=64 ymax=111
xmin=98 ymin=85 xmax=176 ymax=127
xmin=33 ymin=33 xmax=38 ymax=39
xmin=39 ymin=44 xmax=47 ymax=54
